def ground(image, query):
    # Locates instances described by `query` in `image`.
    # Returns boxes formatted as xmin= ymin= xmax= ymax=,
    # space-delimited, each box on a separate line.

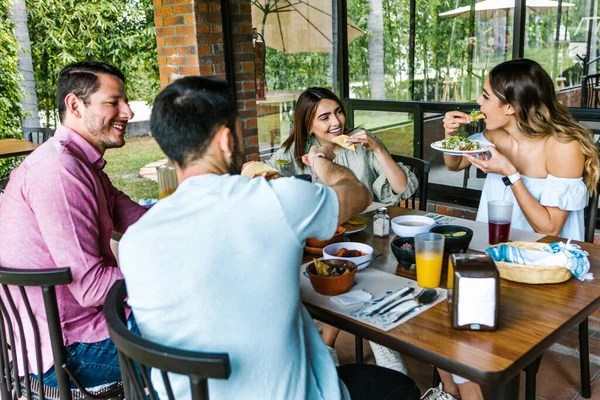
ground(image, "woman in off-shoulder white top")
xmin=437 ymin=59 xmax=599 ymax=399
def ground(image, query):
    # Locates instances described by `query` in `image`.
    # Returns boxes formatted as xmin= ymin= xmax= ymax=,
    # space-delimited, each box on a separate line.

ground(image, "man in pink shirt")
xmin=0 ymin=61 xmax=146 ymax=388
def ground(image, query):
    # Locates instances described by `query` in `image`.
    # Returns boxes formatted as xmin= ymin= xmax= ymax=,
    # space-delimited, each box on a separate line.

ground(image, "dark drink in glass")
xmin=488 ymin=221 xmax=510 ymax=245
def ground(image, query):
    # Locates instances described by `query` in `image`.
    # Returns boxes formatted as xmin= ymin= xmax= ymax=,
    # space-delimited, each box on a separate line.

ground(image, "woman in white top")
xmin=436 ymin=59 xmax=599 ymax=399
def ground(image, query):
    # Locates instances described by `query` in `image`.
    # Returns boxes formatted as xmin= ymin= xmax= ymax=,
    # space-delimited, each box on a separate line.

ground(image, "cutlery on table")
xmin=377 ymin=288 xmax=437 ymax=316
xmin=391 ymin=289 xmax=439 ymax=322
xmin=366 ymin=287 xmax=414 ymax=317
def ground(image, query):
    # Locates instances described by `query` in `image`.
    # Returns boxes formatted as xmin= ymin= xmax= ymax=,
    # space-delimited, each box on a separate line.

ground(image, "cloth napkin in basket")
xmin=330 ymin=290 xmax=373 ymax=306
xmin=486 ymin=241 xmax=593 ymax=281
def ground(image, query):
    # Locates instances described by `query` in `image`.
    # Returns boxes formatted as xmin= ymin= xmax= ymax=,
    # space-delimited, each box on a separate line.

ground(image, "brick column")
xmin=153 ymin=0 xmax=258 ymax=161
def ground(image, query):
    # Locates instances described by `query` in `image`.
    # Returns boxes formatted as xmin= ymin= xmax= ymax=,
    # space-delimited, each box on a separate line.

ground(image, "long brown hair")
xmin=489 ymin=59 xmax=599 ymax=195
xmin=282 ymin=87 xmax=348 ymax=167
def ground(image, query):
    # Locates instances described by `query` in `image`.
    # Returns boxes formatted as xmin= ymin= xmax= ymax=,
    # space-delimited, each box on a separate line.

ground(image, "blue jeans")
xmin=35 ymin=315 xmax=140 ymax=389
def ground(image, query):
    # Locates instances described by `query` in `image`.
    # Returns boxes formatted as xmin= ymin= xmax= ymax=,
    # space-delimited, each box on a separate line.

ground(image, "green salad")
xmin=439 ymin=136 xmax=481 ymax=151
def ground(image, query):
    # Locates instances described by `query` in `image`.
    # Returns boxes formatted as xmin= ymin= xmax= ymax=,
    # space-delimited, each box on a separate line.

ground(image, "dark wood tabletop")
xmin=0 ymin=138 xmax=39 ymax=159
xmin=302 ymin=206 xmax=600 ymax=399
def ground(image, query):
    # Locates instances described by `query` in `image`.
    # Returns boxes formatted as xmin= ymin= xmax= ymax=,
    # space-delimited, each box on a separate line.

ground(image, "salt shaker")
xmin=373 ymin=207 xmax=390 ymax=237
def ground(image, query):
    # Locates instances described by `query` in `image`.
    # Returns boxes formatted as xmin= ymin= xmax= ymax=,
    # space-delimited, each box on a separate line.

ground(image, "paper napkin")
xmin=330 ymin=290 xmax=373 ymax=306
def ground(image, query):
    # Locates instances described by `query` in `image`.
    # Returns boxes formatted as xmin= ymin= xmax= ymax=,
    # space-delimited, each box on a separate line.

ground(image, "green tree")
xmin=25 ymin=0 xmax=159 ymax=126
xmin=0 ymin=0 xmax=25 ymax=178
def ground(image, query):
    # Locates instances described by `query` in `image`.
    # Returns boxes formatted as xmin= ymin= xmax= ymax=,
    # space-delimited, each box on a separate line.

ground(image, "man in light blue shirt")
xmin=118 ymin=77 xmax=420 ymax=400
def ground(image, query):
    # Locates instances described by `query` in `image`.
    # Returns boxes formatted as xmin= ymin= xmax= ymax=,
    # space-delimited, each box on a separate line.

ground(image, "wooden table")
xmin=0 ymin=138 xmax=39 ymax=159
xmin=302 ymin=207 xmax=600 ymax=399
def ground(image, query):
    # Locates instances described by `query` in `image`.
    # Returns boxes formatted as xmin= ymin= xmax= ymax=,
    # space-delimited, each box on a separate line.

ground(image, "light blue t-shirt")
xmin=119 ymin=174 xmax=349 ymax=400
xmin=471 ymin=133 xmax=588 ymax=241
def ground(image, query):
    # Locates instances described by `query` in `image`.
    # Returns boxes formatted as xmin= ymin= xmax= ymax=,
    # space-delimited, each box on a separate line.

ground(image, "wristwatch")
xmin=502 ymin=172 xmax=521 ymax=186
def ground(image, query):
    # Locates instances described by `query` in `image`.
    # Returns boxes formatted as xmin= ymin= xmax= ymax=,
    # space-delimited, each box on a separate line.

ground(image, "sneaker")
xmin=420 ymin=387 xmax=459 ymax=400
xmin=368 ymin=341 xmax=407 ymax=374
xmin=326 ymin=345 xmax=340 ymax=367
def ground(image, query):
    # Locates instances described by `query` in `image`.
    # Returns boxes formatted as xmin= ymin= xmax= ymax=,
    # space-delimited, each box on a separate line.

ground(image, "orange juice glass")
xmin=447 ymin=258 xmax=454 ymax=289
xmin=414 ymin=233 xmax=445 ymax=288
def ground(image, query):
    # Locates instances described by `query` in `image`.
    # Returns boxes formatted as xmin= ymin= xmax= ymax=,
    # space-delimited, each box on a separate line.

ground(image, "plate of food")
xmin=342 ymin=216 xmax=368 ymax=234
xmin=430 ymin=135 xmax=491 ymax=156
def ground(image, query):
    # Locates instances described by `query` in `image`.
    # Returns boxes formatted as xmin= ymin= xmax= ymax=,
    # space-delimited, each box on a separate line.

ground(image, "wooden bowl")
xmin=306 ymin=226 xmax=346 ymax=248
xmin=306 ymin=260 xmax=357 ymax=296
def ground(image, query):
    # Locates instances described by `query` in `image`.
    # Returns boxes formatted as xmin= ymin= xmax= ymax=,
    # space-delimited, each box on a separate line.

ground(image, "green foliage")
xmin=0 ymin=0 xmax=25 ymax=178
xmin=25 ymin=0 xmax=159 ymax=126
xmin=265 ymin=48 xmax=332 ymax=91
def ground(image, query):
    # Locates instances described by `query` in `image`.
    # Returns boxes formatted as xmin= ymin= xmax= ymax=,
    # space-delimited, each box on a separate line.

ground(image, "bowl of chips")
xmin=322 ymin=242 xmax=373 ymax=270
xmin=306 ymin=259 xmax=357 ymax=296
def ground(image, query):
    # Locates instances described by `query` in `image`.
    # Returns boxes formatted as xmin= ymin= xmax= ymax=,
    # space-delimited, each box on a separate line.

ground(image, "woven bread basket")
xmin=491 ymin=241 xmax=572 ymax=284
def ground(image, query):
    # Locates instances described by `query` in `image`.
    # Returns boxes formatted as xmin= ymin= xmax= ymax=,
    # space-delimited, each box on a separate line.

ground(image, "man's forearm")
xmin=311 ymin=156 xmax=358 ymax=186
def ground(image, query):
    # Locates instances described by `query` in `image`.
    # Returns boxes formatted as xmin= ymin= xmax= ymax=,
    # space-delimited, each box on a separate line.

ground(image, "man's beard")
xmin=84 ymin=115 xmax=126 ymax=150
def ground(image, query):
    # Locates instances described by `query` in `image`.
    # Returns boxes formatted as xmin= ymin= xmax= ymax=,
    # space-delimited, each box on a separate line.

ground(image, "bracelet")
xmin=309 ymin=153 xmax=326 ymax=168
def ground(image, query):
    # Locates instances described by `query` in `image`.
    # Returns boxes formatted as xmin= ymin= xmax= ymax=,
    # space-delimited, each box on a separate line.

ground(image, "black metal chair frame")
xmin=524 ymin=180 xmax=600 ymax=400
xmin=580 ymin=73 xmax=600 ymax=109
xmin=0 ymin=266 xmax=123 ymax=400
xmin=391 ymin=154 xmax=431 ymax=212
xmin=103 ymin=280 xmax=231 ymax=400
xmin=22 ymin=128 xmax=55 ymax=144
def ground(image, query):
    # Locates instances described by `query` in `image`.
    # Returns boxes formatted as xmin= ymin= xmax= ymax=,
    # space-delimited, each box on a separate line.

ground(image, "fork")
xmin=376 ymin=288 xmax=425 ymax=315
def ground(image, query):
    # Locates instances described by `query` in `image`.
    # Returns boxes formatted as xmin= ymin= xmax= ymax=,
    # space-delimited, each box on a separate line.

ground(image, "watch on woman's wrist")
xmin=502 ymin=172 xmax=521 ymax=186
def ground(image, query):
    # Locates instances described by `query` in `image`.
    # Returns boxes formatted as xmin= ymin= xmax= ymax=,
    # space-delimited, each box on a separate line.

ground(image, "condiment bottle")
xmin=373 ymin=207 xmax=390 ymax=237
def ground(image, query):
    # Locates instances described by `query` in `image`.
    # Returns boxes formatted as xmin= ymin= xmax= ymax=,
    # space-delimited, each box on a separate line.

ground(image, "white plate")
xmin=343 ymin=225 xmax=366 ymax=235
xmin=430 ymin=140 xmax=491 ymax=156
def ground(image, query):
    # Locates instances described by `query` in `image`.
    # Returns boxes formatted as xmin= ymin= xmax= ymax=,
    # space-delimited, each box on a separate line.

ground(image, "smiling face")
xmin=310 ymin=99 xmax=346 ymax=146
xmin=476 ymin=78 xmax=512 ymax=130
xmin=79 ymin=73 xmax=133 ymax=153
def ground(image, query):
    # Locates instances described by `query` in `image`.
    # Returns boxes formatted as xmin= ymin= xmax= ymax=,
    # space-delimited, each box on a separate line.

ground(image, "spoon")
xmin=392 ymin=289 xmax=439 ymax=322
xmin=353 ymin=253 xmax=383 ymax=270
xmin=376 ymin=288 xmax=437 ymax=316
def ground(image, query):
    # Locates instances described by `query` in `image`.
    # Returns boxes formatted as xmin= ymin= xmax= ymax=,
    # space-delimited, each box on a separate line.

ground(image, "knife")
xmin=366 ymin=287 xmax=414 ymax=317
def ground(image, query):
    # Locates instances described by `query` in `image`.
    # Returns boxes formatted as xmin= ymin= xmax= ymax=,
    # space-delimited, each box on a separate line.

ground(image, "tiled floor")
xmin=332 ymin=328 xmax=600 ymax=399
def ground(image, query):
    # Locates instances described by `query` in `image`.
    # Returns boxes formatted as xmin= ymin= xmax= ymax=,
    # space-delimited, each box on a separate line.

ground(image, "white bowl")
xmin=322 ymin=242 xmax=374 ymax=270
xmin=391 ymin=215 xmax=436 ymax=237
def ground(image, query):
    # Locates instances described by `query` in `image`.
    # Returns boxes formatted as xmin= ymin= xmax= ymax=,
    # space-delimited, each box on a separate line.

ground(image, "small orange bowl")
xmin=306 ymin=226 xmax=346 ymax=248
xmin=306 ymin=259 xmax=357 ymax=296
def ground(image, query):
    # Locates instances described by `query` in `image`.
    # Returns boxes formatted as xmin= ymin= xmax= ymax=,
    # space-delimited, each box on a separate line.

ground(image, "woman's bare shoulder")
xmin=546 ymin=136 xmax=584 ymax=177
xmin=482 ymin=128 xmax=509 ymax=144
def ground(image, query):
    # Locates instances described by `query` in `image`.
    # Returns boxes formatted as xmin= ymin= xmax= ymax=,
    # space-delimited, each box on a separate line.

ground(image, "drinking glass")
xmin=488 ymin=200 xmax=513 ymax=245
xmin=157 ymin=162 xmax=178 ymax=199
xmin=414 ymin=233 xmax=445 ymax=288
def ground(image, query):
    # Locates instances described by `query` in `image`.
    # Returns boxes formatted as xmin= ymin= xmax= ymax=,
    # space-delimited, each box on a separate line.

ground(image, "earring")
xmin=504 ymin=110 xmax=509 ymax=115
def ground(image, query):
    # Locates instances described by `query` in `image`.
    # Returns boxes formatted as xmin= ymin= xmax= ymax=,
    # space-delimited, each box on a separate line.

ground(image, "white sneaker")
xmin=420 ymin=387 xmax=459 ymax=400
xmin=368 ymin=341 xmax=407 ymax=374
xmin=326 ymin=345 xmax=340 ymax=367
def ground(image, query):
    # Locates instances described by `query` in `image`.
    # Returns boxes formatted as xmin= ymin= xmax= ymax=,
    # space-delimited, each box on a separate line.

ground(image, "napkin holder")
xmin=449 ymin=253 xmax=499 ymax=331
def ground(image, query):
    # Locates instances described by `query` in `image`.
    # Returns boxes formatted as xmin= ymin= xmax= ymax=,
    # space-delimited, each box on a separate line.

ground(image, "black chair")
xmin=524 ymin=181 xmax=600 ymax=400
xmin=0 ymin=266 xmax=123 ymax=400
xmin=391 ymin=154 xmax=431 ymax=211
xmin=580 ymin=73 xmax=600 ymax=108
xmin=22 ymin=127 xmax=55 ymax=144
xmin=104 ymin=280 xmax=231 ymax=400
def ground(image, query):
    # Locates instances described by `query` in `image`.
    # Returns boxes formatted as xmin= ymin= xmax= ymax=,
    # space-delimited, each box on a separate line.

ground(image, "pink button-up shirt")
xmin=0 ymin=126 xmax=146 ymax=374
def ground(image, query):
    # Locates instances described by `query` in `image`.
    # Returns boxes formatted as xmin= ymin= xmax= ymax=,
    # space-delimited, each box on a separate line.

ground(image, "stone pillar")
xmin=153 ymin=0 xmax=258 ymax=161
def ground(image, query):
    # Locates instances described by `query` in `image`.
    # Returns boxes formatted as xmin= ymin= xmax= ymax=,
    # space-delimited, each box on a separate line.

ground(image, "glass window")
xmin=351 ymin=110 xmax=416 ymax=156
xmin=347 ymin=0 xmax=512 ymax=102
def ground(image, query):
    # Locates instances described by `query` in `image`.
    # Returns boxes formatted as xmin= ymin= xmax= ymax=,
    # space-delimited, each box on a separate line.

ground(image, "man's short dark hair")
xmin=56 ymin=61 xmax=126 ymax=122
xmin=150 ymin=76 xmax=238 ymax=168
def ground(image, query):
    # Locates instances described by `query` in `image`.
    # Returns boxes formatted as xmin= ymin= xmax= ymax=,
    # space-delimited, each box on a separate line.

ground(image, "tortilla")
xmin=241 ymin=161 xmax=279 ymax=178
xmin=468 ymin=110 xmax=486 ymax=121
xmin=332 ymin=135 xmax=357 ymax=151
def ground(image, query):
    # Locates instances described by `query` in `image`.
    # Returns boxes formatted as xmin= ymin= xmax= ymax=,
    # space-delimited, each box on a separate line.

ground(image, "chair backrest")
xmin=0 ymin=266 xmax=73 ymax=400
xmin=22 ymin=128 xmax=55 ymax=144
xmin=584 ymin=181 xmax=600 ymax=243
xmin=580 ymin=74 xmax=600 ymax=108
xmin=104 ymin=280 xmax=231 ymax=400
xmin=391 ymin=154 xmax=430 ymax=211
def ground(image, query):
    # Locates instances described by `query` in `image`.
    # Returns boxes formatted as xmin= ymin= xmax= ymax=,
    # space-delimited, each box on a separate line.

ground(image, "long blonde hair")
xmin=489 ymin=59 xmax=599 ymax=195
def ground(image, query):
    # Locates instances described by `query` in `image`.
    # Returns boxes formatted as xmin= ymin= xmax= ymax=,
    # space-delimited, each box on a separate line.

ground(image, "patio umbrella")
xmin=439 ymin=0 xmax=575 ymax=18
xmin=251 ymin=0 xmax=364 ymax=53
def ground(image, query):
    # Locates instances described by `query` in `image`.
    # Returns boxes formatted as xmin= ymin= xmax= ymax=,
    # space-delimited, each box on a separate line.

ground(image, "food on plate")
xmin=341 ymin=216 xmax=368 ymax=231
xmin=241 ymin=161 xmax=279 ymax=178
xmin=467 ymin=110 xmax=487 ymax=121
xmin=400 ymin=242 xmax=413 ymax=250
xmin=335 ymin=248 xmax=366 ymax=257
xmin=313 ymin=258 xmax=352 ymax=277
xmin=439 ymin=136 xmax=482 ymax=151
xmin=332 ymin=135 xmax=357 ymax=151
xmin=275 ymin=159 xmax=291 ymax=165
